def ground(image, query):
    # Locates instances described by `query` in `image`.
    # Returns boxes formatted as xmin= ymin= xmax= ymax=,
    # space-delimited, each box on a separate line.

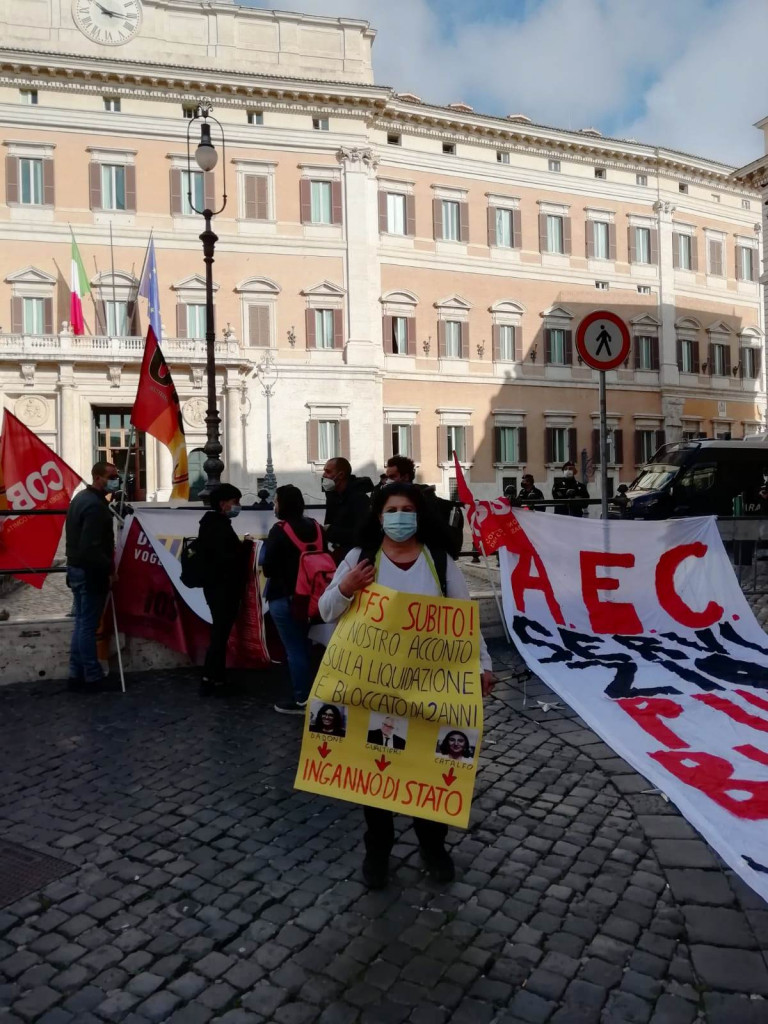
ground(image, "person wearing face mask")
xmin=196 ymin=483 xmax=252 ymax=695
xmin=65 ymin=462 xmax=120 ymax=691
xmin=552 ymin=461 xmax=590 ymax=517
xmin=319 ymin=482 xmax=496 ymax=890
xmin=321 ymin=457 xmax=374 ymax=561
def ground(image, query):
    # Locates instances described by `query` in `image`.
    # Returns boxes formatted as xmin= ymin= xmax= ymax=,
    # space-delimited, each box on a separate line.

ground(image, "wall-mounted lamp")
xmin=701 ymin=361 xmax=709 ymax=374
xmin=529 ymin=344 xmax=537 ymax=363
xmin=287 ymin=325 xmax=296 ymax=347
xmin=476 ymin=340 xmax=485 ymax=358
xmin=422 ymin=336 xmax=431 ymax=356
xmin=733 ymin=363 xmax=741 ymax=377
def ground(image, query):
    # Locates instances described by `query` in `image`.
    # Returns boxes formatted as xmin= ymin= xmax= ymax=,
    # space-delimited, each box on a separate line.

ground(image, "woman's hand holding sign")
xmin=481 ymin=671 xmax=497 ymax=697
xmin=339 ymin=559 xmax=376 ymax=599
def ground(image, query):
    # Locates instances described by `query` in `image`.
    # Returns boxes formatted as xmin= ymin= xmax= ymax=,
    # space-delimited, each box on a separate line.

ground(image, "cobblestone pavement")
xmin=1 ymin=647 xmax=767 ymax=1024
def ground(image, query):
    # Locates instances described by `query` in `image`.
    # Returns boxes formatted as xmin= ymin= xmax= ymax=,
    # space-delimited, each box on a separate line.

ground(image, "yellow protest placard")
xmin=294 ymin=583 xmax=483 ymax=828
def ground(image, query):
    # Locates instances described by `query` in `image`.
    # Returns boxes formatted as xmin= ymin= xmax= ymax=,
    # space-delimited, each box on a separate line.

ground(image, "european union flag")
xmin=138 ymin=237 xmax=162 ymax=341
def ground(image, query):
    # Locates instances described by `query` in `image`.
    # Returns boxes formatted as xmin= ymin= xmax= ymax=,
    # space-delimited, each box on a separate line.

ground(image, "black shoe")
xmin=421 ymin=847 xmax=455 ymax=884
xmin=274 ymin=702 xmax=306 ymax=715
xmin=362 ymin=855 xmax=389 ymax=890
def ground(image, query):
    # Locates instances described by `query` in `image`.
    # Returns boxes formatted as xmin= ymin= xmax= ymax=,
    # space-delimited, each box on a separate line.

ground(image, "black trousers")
xmin=203 ymin=585 xmax=242 ymax=681
xmin=363 ymin=806 xmax=447 ymax=863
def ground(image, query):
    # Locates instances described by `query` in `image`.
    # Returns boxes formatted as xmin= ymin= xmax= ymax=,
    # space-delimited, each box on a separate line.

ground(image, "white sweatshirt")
xmin=319 ymin=546 xmax=492 ymax=672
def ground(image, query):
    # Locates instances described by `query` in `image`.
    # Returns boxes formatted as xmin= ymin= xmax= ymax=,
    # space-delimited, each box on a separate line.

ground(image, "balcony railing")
xmin=0 ymin=332 xmax=242 ymax=361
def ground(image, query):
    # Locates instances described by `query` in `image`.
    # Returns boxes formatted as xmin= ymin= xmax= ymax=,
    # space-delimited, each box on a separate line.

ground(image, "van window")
xmin=629 ymin=465 xmax=678 ymax=493
xmin=677 ymin=464 xmax=716 ymax=494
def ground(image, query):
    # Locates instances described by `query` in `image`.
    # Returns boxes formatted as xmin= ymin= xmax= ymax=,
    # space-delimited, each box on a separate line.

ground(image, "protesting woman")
xmin=318 ymin=482 xmax=495 ymax=889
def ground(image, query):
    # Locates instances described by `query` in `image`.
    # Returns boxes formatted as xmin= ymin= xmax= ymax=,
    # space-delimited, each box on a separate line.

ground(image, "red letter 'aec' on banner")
xmin=580 ymin=551 xmax=643 ymax=634
xmin=510 ymin=550 xmax=564 ymax=625
xmin=654 ymin=543 xmax=724 ymax=628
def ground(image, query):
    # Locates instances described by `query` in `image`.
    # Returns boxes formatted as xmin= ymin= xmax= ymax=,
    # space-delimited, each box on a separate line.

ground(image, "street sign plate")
xmin=576 ymin=310 xmax=631 ymax=371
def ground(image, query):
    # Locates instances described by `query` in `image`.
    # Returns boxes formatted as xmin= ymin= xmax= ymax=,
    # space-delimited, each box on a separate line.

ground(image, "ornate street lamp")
xmin=255 ymin=351 xmax=279 ymax=497
xmin=186 ymin=105 xmax=227 ymax=497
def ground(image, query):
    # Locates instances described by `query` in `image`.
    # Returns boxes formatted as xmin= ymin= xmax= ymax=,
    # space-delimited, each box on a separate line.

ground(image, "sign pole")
xmin=599 ymin=370 xmax=608 ymax=520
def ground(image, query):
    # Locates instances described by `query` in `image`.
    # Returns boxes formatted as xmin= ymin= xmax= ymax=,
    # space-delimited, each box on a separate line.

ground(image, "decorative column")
xmin=654 ymin=199 xmax=679 ymax=390
xmin=57 ymin=363 xmax=80 ymax=470
xmin=224 ymin=365 xmax=244 ymax=485
xmin=155 ymin=439 xmax=173 ymax=501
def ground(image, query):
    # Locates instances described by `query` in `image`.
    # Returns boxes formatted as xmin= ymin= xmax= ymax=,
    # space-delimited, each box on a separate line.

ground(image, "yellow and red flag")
xmin=131 ymin=327 xmax=189 ymax=500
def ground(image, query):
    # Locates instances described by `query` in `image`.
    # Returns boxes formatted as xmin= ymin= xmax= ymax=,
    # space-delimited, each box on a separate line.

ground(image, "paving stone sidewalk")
xmin=0 ymin=648 xmax=767 ymax=1024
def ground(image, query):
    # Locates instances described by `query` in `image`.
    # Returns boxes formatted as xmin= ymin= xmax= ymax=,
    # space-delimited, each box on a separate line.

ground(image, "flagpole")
xmin=135 ymin=230 xmax=154 ymax=339
xmin=109 ymin=221 xmax=121 ymax=336
xmin=109 ymin=592 xmax=126 ymax=693
xmin=90 ymin=254 xmax=109 ymax=336
xmin=119 ymin=425 xmax=135 ymax=519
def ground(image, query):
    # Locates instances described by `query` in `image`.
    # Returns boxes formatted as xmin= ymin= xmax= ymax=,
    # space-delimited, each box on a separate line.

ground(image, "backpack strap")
xmin=281 ymin=520 xmax=323 ymax=554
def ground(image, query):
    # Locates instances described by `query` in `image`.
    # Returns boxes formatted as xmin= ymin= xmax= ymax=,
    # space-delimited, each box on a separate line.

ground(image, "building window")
xmin=442 ymin=200 xmax=460 ymax=241
xmin=103 ymin=97 xmax=121 ymax=112
xmin=387 ymin=133 xmax=401 ymax=146
xmin=546 ymin=214 xmax=564 ymax=254
xmin=318 ymin=420 xmax=340 ymax=460
xmin=548 ymin=159 xmax=561 ymax=173
xmin=101 ymin=164 xmax=126 ymax=211
xmin=180 ymin=169 xmax=204 ymax=216
xmin=550 ymin=428 xmax=567 ymax=464
xmin=636 ymin=173 xmax=648 ymax=186
xmin=495 ymin=208 xmax=513 ymax=248
xmin=182 ymin=106 xmax=196 ymax=119
xmin=594 ymin=167 xmax=606 ymax=179
xmin=386 ymin=193 xmax=406 ymax=235
xmin=677 ymin=234 xmax=693 ymax=270
xmin=742 ymin=348 xmax=758 ymax=379
xmin=19 ymin=158 xmax=44 ymax=205
xmin=711 ymin=343 xmax=728 ymax=376
xmin=549 ymin=328 xmax=567 ymax=364
xmin=390 ymin=316 xmax=409 ymax=355
xmin=315 ymin=309 xmax=335 ymax=349
xmin=678 ymin=182 xmax=688 ymax=194
xmin=185 ymin=303 xmax=206 ymax=340
xmin=442 ymin=142 xmax=456 ymax=156
xmin=741 ymin=199 xmax=751 ymax=210
xmin=636 ymin=335 xmax=655 ymax=370
xmin=739 ymin=247 xmax=755 ymax=282
xmin=680 ymin=339 xmax=696 ymax=373
xmin=22 ymin=297 xmax=44 ymax=334
xmin=312 ymin=117 xmax=329 ymax=131
xmin=93 ymin=408 xmax=146 ymax=498
xmin=20 ymin=89 xmax=38 ymax=105
xmin=637 ymin=285 xmax=651 ymax=294
xmin=595 ymin=281 xmax=609 ymax=290
xmin=712 ymin=194 xmax=721 ymax=203
xmin=634 ymin=226 xmax=651 ymax=264
xmin=391 ymin=424 xmax=412 ymax=457
xmin=310 ymin=181 xmax=332 ymax=224
xmin=637 ymin=430 xmax=658 ymax=463
xmin=497 ymin=426 xmax=519 ymax=464
xmin=445 ymin=425 xmax=466 ymax=461
xmin=444 ymin=320 xmax=462 ymax=358
xmin=498 ymin=325 xmax=515 ymax=361
xmin=247 ymin=110 xmax=264 ymax=125
xmin=497 ymin=151 xmax=510 ymax=164
xmin=105 ymin=300 xmax=128 ymax=336
xmin=592 ymin=221 xmax=610 ymax=259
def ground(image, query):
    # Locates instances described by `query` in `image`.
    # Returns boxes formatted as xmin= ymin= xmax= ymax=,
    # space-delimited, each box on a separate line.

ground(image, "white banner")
xmin=500 ymin=511 xmax=768 ymax=902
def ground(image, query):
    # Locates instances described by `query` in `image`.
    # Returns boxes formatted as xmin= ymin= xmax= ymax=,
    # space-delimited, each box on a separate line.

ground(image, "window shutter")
xmin=459 ymin=202 xmax=469 ymax=243
xmin=332 ymin=308 xmax=344 ymax=349
xmin=491 ymin=324 xmax=500 ymax=362
xmin=739 ymin=346 xmax=746 ymax=378
xmin=249 ymin=305 xmax=270 ymax=346
xmin=692 ymin=340 xmax=700 ymax=374
xmin=175 ymin=304 xmax=187 ymax=338
xmin=564 ymin=330 xmax=573 ymax=364
xmin=751 ymin=249 xmax=758 ymax=282
xmin=124 ymin=165 xmax=136 ymax=212
xmin=585 ymin=222 xmax=594 ymax=259
xmin=43 ymin=298 xmax=53 ymax=335
xmin=203 ymin=172 xmax=215 ymax=211
xmin=633 ymin=336 xmax=640 ymax=370
xmin=41 ymin=159 xmax=55 ymax=206
xmin=378 ymin=190 xmax=388 ymax=233
xmin=94 ymin=299 xmax=107 ymax=335
xmin=493 ymin=427 xmax=501 ymax=463
xmin=562 ymin=217 xmax=572 ymax=256
xmin=545 ymin=328 xmax=553 ymax=364
xmin=708 ymin=342 xmax=715 ymax=374
xmin=5 ymin=156 xmax=18 ymax=204
xmin=406 ymin=316 xmax=416 ymax=356
xmin=384 ymin=423 xmax=393 ymax=460
xmin=568 ymin=428 xmax=577 ymax=464
xmin=11 ymin=296 xmax=23 ymax=333
xmin=382 ymin=314 xmax=393 ymax=354
xmin=545 ymin=427 xmax=554 ymax=464
xmin=755 ymin=348 xmax=762 ymax=376
xmin=513 ymin=326 xmax=522 ymax=362
xmin=654 ymin=429 xmax=666 ymax=453
xmin=512 ymin=209 xmax=522 ymax=249
xmin=89 ymin=163 xmax=102 ymax=210
xmin=339 ymin=419 xmax=351 ymax=459
xmin=672 ymin=232 xmax=680 ymax=269
xmin=170 ymin=168 xmax=182 ymax=215
xmin=437 ymin=320 xmax=446 ymax=358
xmin=487 ymin=206 xmax=496 ymax=247
xmin=651 ymin=337 xmax=660 ymax=371
xmin=305 ymin=307 xmax=315 ymax=349
xmin=331 ymin=180 xmax=343 ymax=225
xmin=649 ymin=228 xmax=659 ymax=265
xmin=460 ymin=320 xmax=469 ymax=359
xmin=466 ymin=426 xmax=474 ymax=462
xmin=690 ymin=236 xmax=698 ymax=273
xmin=627 ymin=226 xmax=636 ymax=263
xmin=406 ymin=194 xmax=416 ymax=236
xmin=300 ymin=179 xmax=312 ymax=224
xmin=592 ymin=428 xmax=600 ymax=464
xmin=608 ymin=223 xmax=616 ymax=261
xmin=244 ymin=175 xmax=256 ymax=219
xmin=307 ymin=420 xmax=319 ymax=463
xmin=634 ymin=431 xmax=642 ymax=464
xmin=735 ymin=245 xmax=742 ymax=280
xmin=126 ymin=299 xmax=140 ymax=336
xmin=538 ymin=213 xmax=547 ymax=252
xmin=432 ymin=198 xmax=442 ymax=240
xmin=250 ymin=175 xmax=270 ymax=220
xmin=411 ymin=424 xmax=421 ymax=463
xmin=723 ymin=345 xmax=731 ymax=376
xmin=614 ymin=430 xmax=623 ymax=464
xmin=437 ymin=425 xmax=448 ymax=463
xmin=676 ymin=338 xmax=683 ymax=370
xmin=518 ymin=427 xmax=527 ymax=463
xmin=709 ymin=239 xmax=722 ymax=276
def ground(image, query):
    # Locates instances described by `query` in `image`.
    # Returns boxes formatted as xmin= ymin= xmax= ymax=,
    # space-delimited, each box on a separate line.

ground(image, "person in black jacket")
xmin=197 ymin=483 xmax=252 ymax=695
xmin=515 ymin=474 xmax=545 ymax=510
xmin=552 ymin=461 xmax=590 ymax=517
xmin=262 ymin=484 xmax=326 ymax=715
xmin=65 ymin=461 xmax=119 ymax=690
xmin=322 ymin=457 xmax=372 ymax=560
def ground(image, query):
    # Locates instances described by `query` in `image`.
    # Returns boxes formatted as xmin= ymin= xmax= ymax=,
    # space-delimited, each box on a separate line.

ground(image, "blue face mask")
xmin=227 ymin=505 xmax=241 ymax=519
xmin=106 ymin=478 xmax=121 ymax=493
xmin=382 ymin=510 xmax=418 ymax=542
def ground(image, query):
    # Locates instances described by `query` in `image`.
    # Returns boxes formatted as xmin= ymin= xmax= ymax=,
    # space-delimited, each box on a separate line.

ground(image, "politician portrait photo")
xmin=367 ymin=712 xmax=408 ymax=750
xmin=308 ymin=701 xmax=347 ymax=738
xmin=435 ymin=728 xmax=479 ymax=763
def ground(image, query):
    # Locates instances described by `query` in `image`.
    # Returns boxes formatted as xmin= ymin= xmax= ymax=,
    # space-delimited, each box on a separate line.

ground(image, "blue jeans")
xmin=67 ymin=567 xmax=108 ymax=683
xmin=269 ymin=596 xmax=313 ymax=702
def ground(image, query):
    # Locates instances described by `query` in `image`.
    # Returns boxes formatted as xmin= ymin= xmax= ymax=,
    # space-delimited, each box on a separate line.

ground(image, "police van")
xmin=616 ymin=436 xmax=768 ymax=519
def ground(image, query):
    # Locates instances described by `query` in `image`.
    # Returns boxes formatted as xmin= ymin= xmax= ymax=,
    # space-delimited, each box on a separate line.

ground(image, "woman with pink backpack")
xmin=262 ymin=484 xmax=334 ymax=715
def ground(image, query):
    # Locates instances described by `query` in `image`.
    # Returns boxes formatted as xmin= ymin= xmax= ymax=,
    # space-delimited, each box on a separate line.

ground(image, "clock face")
xmin=72 ymin=0 xmax=142 ymax=46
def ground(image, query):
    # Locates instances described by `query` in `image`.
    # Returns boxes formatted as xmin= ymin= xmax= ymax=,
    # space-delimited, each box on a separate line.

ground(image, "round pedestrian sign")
xmin=576 ymin=310 xmax=631 ymax=371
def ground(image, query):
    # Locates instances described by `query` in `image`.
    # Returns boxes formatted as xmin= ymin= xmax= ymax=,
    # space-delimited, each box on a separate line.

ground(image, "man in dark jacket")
xmin=322 ymin=457 xmax=372 ymax=559
xmin=65 ymin=461 xmax=119 ymax=689
xmin=515 ymin=474 xmax=545 ymax=510
xmin=552 ymin=461 xmax=590 ymax=517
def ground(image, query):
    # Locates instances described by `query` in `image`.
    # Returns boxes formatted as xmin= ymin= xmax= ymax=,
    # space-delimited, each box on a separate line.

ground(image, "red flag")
xmin=131 ymin=327 xmax=189 ymax=499
xmin=453 ymin=453 xmax=530 ymax=555
xmin=0 ymin=410 xmax=83 ymax=588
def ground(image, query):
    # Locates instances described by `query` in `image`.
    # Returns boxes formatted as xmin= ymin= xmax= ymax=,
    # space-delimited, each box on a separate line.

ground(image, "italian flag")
xmin=70 ymin=234 xmax=90 ymax=336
